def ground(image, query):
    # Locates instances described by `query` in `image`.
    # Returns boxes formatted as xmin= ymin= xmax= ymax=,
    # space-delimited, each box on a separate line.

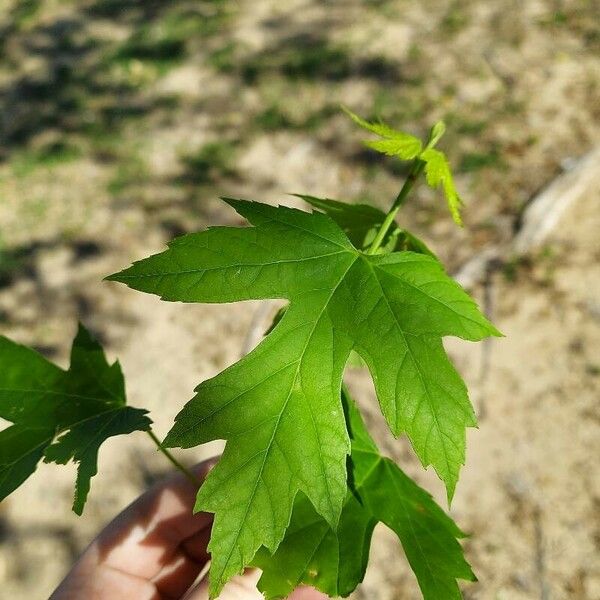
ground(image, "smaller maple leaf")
xmin=0 ymin=324 xmax=151 ymax=514
xmin=253 ymin=388 xmax=476 ymax=600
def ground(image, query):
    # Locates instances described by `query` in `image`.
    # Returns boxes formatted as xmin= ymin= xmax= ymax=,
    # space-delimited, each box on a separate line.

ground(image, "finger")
xmin=288 ymin=587 xmax=330 ymax=600
xmin=183 ymin=568 xmax=329 ymax=600
xmin=182 ymin=569 xmax=263 ymax=600
xmin=152 ymin=553 xmax=205 ymax=599
xmin=52 ymin=460 xmax=215 ymax=599
xmin=95 ymin=461 xmax=214 ymax=579
xmin=152 ymin=525 xmax=211 ymax=598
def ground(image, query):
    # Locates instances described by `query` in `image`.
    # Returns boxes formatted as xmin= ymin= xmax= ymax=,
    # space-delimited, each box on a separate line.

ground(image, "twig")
xmin=514 ymin=146 xmax=600 ymax=255
xmin=453 ymin=145 xmax=600 ymax=291
xmin=146 ymin=430 xmax=201 ymax=486
xmin=533 ymin=506 xmax=550 ymax=600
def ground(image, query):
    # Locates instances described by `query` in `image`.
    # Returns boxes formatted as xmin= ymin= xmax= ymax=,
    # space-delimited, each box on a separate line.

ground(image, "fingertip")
xmin=289 ymin=586 xmax=330 ymax=600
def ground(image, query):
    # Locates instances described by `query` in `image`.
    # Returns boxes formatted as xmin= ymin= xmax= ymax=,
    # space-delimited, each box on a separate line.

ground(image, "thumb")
xmin=183 ymin=569 xmax=328 ymax=600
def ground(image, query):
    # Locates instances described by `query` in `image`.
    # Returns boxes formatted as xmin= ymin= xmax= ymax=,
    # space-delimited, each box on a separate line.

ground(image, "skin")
xmin=50 ymin=461 xmax=327 ymax=600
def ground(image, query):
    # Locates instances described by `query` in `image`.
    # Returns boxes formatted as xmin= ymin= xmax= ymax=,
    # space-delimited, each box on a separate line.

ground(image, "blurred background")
xmin=0 ymin=0 xmax=599 ymax=598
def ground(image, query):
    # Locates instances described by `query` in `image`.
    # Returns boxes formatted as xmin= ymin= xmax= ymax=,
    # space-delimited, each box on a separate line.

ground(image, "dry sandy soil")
xmin=0 ymin=0 xmax=599 ymax=598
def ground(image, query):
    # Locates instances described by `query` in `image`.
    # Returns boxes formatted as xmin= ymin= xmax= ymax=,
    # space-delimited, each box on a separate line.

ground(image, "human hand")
xmin=50 ymin=460 xmax=327 ymax=600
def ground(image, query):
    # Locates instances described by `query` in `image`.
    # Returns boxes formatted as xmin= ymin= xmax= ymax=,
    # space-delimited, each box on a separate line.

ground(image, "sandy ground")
xmin=0 ymin=0 xmax=599 ymax=598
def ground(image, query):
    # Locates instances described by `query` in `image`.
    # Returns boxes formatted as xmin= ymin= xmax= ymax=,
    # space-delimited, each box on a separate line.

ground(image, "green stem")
xmin=366 ymin=158 xmax=426 ymax=255
xmin=366 ymin=120 xmax=445 ymax=256
xmin=146 ymin=429 xmax=201 ymax=486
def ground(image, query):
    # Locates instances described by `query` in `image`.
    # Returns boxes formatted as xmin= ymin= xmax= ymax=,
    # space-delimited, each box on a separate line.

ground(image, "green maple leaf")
xmin=0 ymin=325 xmax=151 ymax=514
xmin=254 ymin=388 xmax=476 ymax=599
xmin=108 ymin=198 xmax=499 ymax=596
xmin=296 ymin=194 xmax=435 ymax=256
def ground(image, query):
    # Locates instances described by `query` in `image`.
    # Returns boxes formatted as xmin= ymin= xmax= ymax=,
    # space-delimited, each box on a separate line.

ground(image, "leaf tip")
xmin=104 ymin=270 xmax=126 ymax=284
xmin=452 ymin=212 xmax=464 ymax=228
xmin=341 ymin=105 xmax=370 ymax=130
xmin=162 ymin=431 xmax=178 ymax=449
xmin=490 ymin=324 xmax=505 ymax=338
xmin=71 ymin=475 xmax=89 ymax=516
xmin=219 ymin=195 xmax=241 ymax=210
xmin=446 ymin=484 xmax=456 ymax=507
xmin=427 ymin=120 xmax=446 ymax=148
xmin=469 ymin=571 xmax=479 ymax=583
xmin=71 ymin=322 xmax=103 ymax=360
xmin=340 ymin=103 xmax=355 ymax=119
xmin=74 ymin=321 xmax=94 ymax=345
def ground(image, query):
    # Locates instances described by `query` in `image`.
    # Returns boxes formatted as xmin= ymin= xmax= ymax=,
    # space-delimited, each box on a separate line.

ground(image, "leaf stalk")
xmin=366 ymin=159 xmax=425 ymax=255
xmin=146 ymin=429 xmax=201 ymax=486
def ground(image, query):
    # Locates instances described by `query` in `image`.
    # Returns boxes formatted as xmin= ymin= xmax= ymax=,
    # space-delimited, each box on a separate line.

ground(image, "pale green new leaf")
xmin=108 ymin=199 xmax=499 ymax=596
xmin=343 ymin=107 xmax=423 ymax=160
xmin=421 ymin=148 xmax=463 ymax=226
xmin=254 ymin=389 xmax=476 ymax=599
xmin=344 ymin=109 xmax=463 ymax=226
xmin=0 ymin=325 xmax=151 ymax=514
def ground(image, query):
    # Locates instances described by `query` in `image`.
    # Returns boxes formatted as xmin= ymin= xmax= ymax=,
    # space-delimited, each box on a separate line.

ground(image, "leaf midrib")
xmin=210 ymin=254 xmax=359 ymax=588
xmin=362 ymin=257 xmax=454 ymax=483
xmin=374 ymin=261 xmax=492 ymax=337
xmin=114 ymin=250 xmax=349 ymax=280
